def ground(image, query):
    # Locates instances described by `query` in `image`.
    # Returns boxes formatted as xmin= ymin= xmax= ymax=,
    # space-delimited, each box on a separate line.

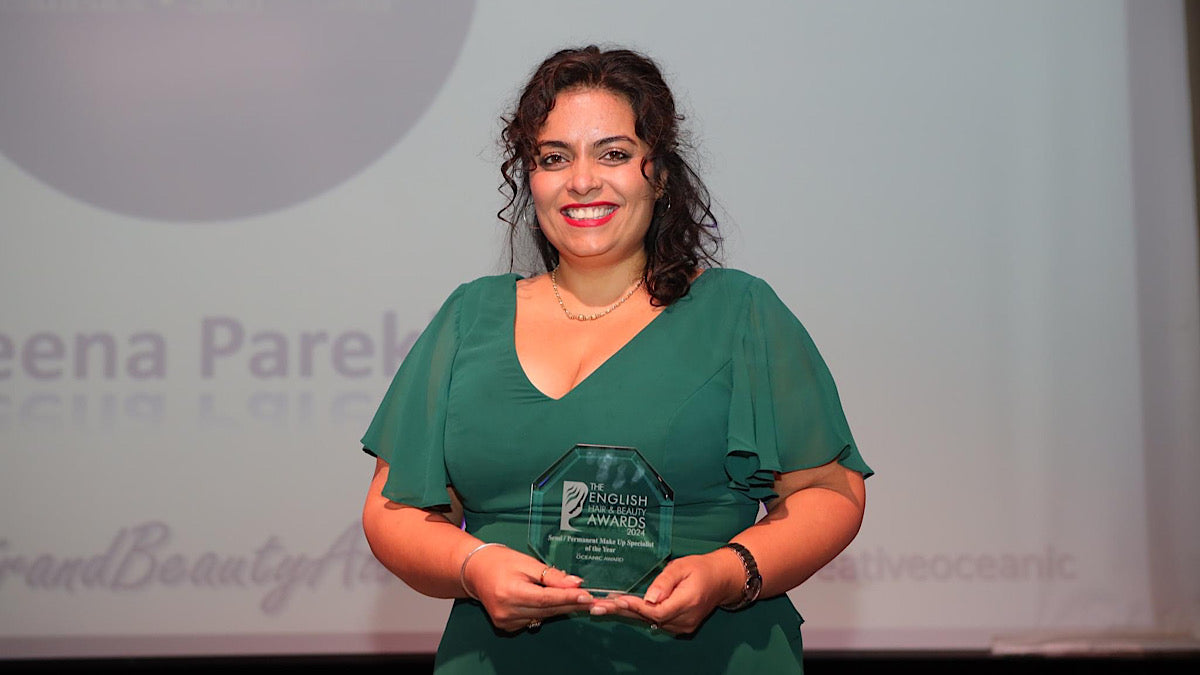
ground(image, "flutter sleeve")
xmin=360 ymin=283 xmax=465 ymax=510
xmin=725 ymin=277 xmax=873 ymax=502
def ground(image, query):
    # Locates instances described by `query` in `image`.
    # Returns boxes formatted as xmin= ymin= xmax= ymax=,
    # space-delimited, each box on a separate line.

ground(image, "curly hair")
xmin=499 ymin=45 xmax=721 ymax=306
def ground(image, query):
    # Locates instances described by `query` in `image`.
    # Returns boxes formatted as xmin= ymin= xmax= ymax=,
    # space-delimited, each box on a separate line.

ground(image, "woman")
xmin=361 ymin=45 xmax=871 ymax=674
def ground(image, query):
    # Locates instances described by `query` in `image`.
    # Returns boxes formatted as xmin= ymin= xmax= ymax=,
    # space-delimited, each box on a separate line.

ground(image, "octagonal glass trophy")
xmin=529 ymin=444 xmax=673 ymax=596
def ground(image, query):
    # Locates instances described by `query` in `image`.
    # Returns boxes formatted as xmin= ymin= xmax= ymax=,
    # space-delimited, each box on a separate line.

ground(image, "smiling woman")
xmin=498 ymin=46 xmax=721 ymax=308
xmin=359 ymin=45 xmax=872 ymax=674
xmin=529 ymin=90 xmax=659 ymax=275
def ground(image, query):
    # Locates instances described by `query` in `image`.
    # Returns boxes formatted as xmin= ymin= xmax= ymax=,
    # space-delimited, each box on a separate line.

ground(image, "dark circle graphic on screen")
xmin=0 ymin=2 xmax=476 ymax=222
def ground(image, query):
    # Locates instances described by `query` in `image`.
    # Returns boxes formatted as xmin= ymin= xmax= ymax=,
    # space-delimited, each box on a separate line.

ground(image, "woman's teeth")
xmin=563 ymin=206 xmax=616 ymax=219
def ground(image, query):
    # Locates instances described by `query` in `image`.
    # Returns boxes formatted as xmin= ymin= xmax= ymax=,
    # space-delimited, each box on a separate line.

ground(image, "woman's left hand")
xmin=589 ymin=548 xmax=744 ymax=635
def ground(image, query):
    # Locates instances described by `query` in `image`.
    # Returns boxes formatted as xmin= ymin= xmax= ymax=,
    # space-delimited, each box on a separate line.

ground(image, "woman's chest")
xmin=442 ymin=320 xmax=738 ymax=512
xmin=512 ymin=300 xmax=664 ymax=401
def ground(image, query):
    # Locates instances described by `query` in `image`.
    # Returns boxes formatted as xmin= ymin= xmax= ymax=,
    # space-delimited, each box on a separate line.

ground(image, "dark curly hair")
xmin=499 ymin=45 xmax=721 ymax=306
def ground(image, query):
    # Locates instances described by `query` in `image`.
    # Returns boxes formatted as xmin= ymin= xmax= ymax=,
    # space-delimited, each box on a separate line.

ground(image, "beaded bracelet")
xmin=459 ymin=542 xmax=508 ymax=600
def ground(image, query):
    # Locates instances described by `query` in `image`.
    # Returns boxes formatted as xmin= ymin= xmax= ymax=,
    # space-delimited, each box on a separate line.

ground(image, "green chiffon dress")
xmin=361 ymin=268 xmax=872 ymax=674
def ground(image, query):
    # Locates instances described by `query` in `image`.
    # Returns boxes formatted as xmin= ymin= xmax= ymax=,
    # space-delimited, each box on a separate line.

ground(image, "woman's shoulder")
xmin=687 ymin=268 xmax=802 ymax=327
xmin=458 ymin=272 xmax=522 ymax=289
xmin=699 ymin=267 xmax=756 ymax=284
xmin=448 ymin=272 xmax=522 ymax=302
xmin=692 ymin=267 xmax=773 ymax=299
xmin=419 ymin=273 xmax=519 ymax=327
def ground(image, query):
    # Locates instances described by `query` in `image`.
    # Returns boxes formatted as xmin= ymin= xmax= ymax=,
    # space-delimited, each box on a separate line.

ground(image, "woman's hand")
xmin=591 ymin=460 xmax=866 ymax=634
xmin=363 ymin=459 xmax=596 ymax=632
xmin=590 ymin=548 xmax=745 ymax=635
xmin=461 ymin=544 xmax=597 ymax=632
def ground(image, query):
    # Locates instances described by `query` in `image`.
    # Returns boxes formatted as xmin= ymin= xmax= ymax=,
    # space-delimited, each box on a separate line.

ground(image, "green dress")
xmin=361 ymin=269 xmax=872 ymax=674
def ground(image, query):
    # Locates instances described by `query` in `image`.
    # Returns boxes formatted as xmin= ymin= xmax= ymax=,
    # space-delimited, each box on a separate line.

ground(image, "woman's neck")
xmin=552 ymin=255 xmax=646 ymax=308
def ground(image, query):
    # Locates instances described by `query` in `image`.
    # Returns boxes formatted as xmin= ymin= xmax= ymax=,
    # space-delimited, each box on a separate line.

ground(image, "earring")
xmin=520 ymin=207 xmax=539 ymax=230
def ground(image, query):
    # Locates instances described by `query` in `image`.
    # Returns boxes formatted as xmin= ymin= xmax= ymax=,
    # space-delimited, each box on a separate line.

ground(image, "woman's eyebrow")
xmin=593 ymin=135 xmax=636 ymax=148
xmin=535 ymin=135 xmax=637 ymax=152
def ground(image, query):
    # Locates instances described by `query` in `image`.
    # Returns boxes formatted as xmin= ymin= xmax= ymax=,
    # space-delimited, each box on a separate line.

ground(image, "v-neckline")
xmin=508 ymin=271 xmax=708 ymax=402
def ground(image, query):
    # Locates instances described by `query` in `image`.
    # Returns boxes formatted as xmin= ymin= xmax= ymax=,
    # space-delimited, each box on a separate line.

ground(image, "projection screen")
xmin=1 ymin=0 xmax=1197 ymax=658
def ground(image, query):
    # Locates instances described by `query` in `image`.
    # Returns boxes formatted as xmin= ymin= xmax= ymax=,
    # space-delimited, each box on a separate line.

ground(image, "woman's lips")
xmin=561 ymin=203 xmax=617 ymax=227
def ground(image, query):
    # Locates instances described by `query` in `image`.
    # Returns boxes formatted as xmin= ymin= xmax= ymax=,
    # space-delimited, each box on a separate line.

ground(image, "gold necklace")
xmin=550 ymin=267 xmax=644 ymax=321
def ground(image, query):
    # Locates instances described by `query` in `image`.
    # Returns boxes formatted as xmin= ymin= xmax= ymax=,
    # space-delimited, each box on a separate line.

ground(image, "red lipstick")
xmin=561 ymin=202 xmax=618 ymax=228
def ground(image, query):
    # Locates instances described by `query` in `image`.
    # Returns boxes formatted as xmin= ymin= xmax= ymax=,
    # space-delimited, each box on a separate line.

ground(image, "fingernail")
xmin=644 ymin=591 xmax=659 ymax=604
xmin=614 ymin=598 xmax=629 ymax=610
xmin=566 ymin=575 xmax=583 ymax=584
xmin=589 ymin=606 xmax=607 ymax=616
xmin=577 ymin=594 xmax=592 ymax=603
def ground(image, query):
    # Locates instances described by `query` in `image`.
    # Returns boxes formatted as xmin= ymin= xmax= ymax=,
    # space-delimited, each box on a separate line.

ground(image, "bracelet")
xmin=459 ymin=542 xmax=507 ymax=600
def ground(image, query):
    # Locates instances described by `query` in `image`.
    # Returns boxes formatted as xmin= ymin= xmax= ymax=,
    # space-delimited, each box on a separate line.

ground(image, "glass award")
xmin=529 ymin=444 xmax=673 ymax=596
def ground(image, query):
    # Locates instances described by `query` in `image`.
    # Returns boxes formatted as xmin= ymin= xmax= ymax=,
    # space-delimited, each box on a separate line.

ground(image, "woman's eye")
xmin=537 ymin=153 xmax=567 ymax=169
xmin=602 ymin=149 xmax=631 ymax=162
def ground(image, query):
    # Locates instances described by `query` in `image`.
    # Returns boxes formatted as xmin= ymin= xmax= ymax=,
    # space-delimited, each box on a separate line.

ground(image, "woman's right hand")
xmin=364 ymin=459 xmax=595 ymax=630
xmin=461 ymin=544 xmax=596 ymax=632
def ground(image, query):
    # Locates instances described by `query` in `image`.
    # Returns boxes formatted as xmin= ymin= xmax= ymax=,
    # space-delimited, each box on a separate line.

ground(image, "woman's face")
xmin=529 ymin=88 xmax=659 ymax=271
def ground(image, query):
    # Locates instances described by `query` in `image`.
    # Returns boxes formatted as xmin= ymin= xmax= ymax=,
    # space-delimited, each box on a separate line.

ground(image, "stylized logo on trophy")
xmin=560 ymin=480 xmax=589 ymax=531
xmin=530 ymin=444 xmax=674 ymax=595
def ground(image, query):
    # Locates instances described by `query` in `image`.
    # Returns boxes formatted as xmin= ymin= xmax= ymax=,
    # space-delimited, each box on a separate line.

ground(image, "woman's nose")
xmin=567 ymin=160 xmax=601 ymax=195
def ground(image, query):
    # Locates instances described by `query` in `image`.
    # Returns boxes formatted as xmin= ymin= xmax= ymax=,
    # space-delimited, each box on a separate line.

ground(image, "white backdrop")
xmin=1 ymin=0 xmax=1198 ymax=658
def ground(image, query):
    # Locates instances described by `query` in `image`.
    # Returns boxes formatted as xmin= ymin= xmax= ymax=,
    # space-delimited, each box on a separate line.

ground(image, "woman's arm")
xmin=362 ymin=457 xmax=478 ymax=598
xmin=362 ymin=457 xmax=596 ymax=629
xmin=731 ymin=458 xmax=866 ymax=599
xmin=603 ymin=458 xmax=866 ymax=634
